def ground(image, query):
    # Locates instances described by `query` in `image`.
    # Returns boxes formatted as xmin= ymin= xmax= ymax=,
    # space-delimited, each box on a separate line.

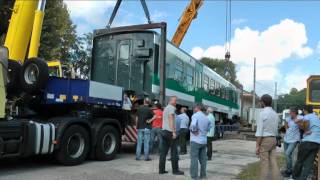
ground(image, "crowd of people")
xmin=255 ymin=94 xmax=320 ymax=180
xmin=125 ymin=93 xmax=320 ymax=180
xmin=133 ymin=96 xmax=215 ymax=179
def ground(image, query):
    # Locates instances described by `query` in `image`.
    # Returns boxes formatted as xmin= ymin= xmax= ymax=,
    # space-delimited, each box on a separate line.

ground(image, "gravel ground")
xmin=0 ymin=140 xmax=259 ymax=180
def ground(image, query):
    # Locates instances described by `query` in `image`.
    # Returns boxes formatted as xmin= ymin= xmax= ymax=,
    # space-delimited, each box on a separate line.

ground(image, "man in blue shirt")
xmin=189 ymin=104 xmax=212 ymax=180
xmin=293 ymin=105 xmax=320 ymax=180
xmin=206 ymin=107 xmax=216 ymax=161
xmin=281 ymin=107 xmax=302 ymax=177
xmin=177 ymin=107 xmax=190 ymax=154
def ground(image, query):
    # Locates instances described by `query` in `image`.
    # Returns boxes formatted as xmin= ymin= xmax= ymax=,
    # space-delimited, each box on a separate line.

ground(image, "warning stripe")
xmin=124 ymin=128 xmax=135 ymax=142
xmin=121 ymin=125 xmax=138 ymax=143
xmin=127 ymin=126 xmax=137 ymax=140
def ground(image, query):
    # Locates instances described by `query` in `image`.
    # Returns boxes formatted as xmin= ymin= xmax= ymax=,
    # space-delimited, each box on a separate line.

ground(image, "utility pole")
xmin=252 ymin=58 xmax=256 ymax=131
xmin=274 ymin=82 xmax=278 ymax=112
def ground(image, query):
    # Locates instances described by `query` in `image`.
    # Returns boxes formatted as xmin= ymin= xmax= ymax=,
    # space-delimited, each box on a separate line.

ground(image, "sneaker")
xmin=173 ymin=170 xmax=184 ymax=175
xmin=135 ymin=157 xmax=141 ymax=161
xmin=145 ymin=158 xmax=152 ymax=161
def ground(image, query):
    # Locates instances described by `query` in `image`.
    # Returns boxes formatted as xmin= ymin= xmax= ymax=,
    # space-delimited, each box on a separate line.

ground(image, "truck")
xmin=0 ymin=0 xmax=241 ymax=166
xmin=0 ymin=0 xmax=144 ymax=165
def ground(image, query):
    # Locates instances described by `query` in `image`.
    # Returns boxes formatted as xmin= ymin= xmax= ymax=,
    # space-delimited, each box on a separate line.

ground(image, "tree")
xmin=277 ymin=88 xmax=306 ymax=112
xmin=0 ymin=1 xmax=77 ymax=63
xmin=200 ymin=57 xmax=242 ymax=88
xmin=71 ymin=33 xmax=93 ymax=79
xmin=0 ymin=1 xmax=15 ymax=44
xmin=39 ymin=0 xmax=77 ymax=63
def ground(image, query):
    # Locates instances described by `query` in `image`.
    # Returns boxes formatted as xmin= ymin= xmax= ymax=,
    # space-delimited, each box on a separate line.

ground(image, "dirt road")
xmin=0 ymin=140 xmax=258 ymax=180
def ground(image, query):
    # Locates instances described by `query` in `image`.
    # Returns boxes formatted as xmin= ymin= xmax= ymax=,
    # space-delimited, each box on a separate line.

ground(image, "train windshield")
xmin=91 ymin=32 xmax=154 ymax=95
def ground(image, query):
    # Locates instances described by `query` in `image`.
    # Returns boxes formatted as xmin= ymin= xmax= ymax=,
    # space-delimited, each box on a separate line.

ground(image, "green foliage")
xmin=71 ymin=33 xmax=93 ymax=79
xmin=277 ymin=88 xmax=306 ymax=112
xmin=0 ymin=0 xmax=14 ymax=44
xmin=0 ymin=0 xmax=77 ymax=61
xmin=39 ymin=0 xmax=77 ymax=63
xmin=237 ymin=155 xmax=285 ymax=180
xmin=200 ymin=57 xmax=242 ymax=88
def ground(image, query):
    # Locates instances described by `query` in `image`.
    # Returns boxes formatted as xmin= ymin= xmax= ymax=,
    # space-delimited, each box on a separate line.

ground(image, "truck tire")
xmin=95 ymin=125 xmax=120 ymax=161
xmin=7 ymin=60 xmax=22 ymax=93
xmin=20 ymin=58 xmax=48 ymax=94
xmin=55 ymin=125 xmax=90 ymax=166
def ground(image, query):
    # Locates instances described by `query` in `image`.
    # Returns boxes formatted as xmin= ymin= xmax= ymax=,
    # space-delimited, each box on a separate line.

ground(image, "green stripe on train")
xmin=152 ymin=75 xmax=238 ymax=109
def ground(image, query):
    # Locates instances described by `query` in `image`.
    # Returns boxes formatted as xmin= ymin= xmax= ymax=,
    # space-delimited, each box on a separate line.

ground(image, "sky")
xmin=64 ymin=0 xmax=320 ymax=97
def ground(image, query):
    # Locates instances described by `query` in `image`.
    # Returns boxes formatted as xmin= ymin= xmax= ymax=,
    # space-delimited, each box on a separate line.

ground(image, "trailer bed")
xmin=43 ymin=77 xmax=123 ymax=107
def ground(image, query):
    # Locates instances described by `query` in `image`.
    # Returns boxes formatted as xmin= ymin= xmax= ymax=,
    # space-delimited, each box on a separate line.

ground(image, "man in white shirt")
xmin=159 ymin=96 xmax=184 ymax=175
xmin=255 ymin=94 xmax=281 ymax=180
xmin=122 ymin=93 xmax=132 ymax=110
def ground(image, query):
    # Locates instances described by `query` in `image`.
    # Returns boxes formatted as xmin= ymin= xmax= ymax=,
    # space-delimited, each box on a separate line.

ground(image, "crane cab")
xmin=306 ymin=75 xmax=320 ymax=115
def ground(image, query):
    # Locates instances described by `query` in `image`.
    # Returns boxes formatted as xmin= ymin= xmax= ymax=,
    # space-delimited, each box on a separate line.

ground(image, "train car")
xmin=91 ymin=29 xmax=241 ymax=142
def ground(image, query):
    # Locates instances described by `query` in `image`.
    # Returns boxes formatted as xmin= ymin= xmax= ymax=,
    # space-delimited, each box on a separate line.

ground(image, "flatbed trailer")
xmin=0 ymin=76 xmax=127 ymax=165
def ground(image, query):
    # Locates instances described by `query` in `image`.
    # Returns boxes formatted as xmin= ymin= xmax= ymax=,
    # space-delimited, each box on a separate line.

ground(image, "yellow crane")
xmin=171 ymin=0 xmax=203 ymax=47
xmin=4 ymin=0 xmax=45 ymax=62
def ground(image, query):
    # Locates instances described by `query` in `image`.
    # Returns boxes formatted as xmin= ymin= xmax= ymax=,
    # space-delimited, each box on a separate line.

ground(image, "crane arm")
xmin=171 ymin=0 xmax=203 ymax=47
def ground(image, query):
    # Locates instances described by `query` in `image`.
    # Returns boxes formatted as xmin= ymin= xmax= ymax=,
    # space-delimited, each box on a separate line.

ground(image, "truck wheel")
xmin=20 ymin=58 xmax=48 ymax=94
xmin=55 ymin=125 xmax=90 ymax=166
xmin=7 ymin=60 xmax=22 ymax=93
xmin=95 ymin=125 xmax=120 ymax=161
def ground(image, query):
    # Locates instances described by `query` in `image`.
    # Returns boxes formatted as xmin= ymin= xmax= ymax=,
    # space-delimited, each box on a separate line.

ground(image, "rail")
xmin=216 ymin=125 xmax=239 ymax=133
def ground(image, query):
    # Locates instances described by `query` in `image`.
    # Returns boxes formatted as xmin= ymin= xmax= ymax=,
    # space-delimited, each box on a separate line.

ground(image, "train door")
xmin=116 ymin=40 xmax=132 ymax=90
xmin=130 ymin=45 xmax=144 ymax=93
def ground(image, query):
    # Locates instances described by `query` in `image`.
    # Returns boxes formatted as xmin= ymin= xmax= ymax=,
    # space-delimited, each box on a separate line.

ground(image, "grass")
xmin=237 ymin=155 xmax=285 ymax=180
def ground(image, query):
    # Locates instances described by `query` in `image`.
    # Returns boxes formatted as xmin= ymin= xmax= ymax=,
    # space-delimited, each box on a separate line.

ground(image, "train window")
xmin=119 ymin=44 xmax=130 ymax=60
xmin=209 ymin=79 xmax=214 ymax=90
xmin=186 ymin=66 xmax=194 ymax=85
xmin=209 ymin=79 xmax=215 ymax=94
xmin=203 ymin=75 xmax=209 ymax=90
xmin=174 ymin=60 xmax=183 ymax=81
xmin=92 ymin=37 xmax=116 ymax=84
xmin=215 ymin=83 xmax=220 ymax=96
xmin=225 ymin=88 xmax=229 ymax=100
xmin=234 ymin=91 xmax=238 ymax=103
xmin=195 ymin=71 xmax=202 ymax=88
xmin=221 ymin=86 xmax=225 ymax=98
xmin=310 ymin=79 xmax=320 ymax=102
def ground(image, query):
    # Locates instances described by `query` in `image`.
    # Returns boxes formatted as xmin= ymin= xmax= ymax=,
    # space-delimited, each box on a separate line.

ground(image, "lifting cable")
xmin=106 ymin=0 xmax=152 ymax=28
xmin=224 ymin=0 xmax=232 ymax=81
xmin=225 ymin=0 xmax=232 ymax=61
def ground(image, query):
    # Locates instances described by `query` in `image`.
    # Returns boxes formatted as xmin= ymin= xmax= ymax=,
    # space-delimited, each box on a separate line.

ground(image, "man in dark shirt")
xmin=136 ymin=97 xmax=155 ymax=161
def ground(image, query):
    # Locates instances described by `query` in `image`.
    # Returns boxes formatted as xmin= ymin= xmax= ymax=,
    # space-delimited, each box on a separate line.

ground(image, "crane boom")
xmin=171 ymin=0 xmax=203 ymax=47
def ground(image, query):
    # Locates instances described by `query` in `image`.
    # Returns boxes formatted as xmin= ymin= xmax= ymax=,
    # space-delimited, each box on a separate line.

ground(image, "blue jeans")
xmin=284 ymin=142 xmax=298 ymax=172
xmin=136 ymin=128 xmax=151 ymax=160
xmin=293 ymin=142 xmax=319 ymax=180
xmin=190 ymin=142 xmax=207 ymax=180
xmin=150 ymin=127 xmax=161 ymax=153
